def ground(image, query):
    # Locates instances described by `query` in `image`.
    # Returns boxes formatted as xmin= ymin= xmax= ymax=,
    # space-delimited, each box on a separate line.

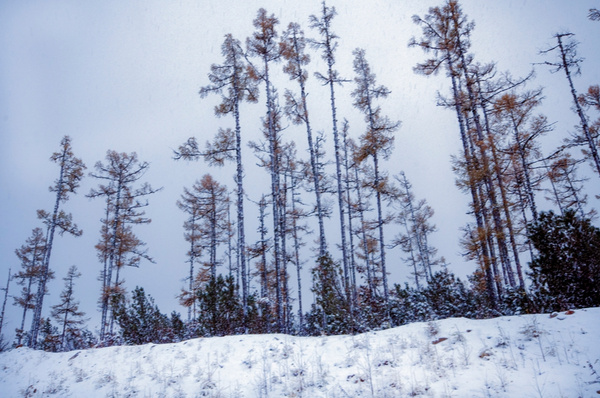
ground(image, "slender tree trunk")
xmin=480 ymin=184 xmax=503 ymax=297
xmin=342 ymin=126 xmax=358 ymax=303
xmin=210 ymin=189 xmax=218 ymax=280
xmin=102 ymin=184 xmax=122 ymax=341
xmin=59 ymin=278 xmax=74 ymax=350
xmin=511 ymin=119 xmax=539 ymax=223
xmin=563 ymin=166 xmax=587 ymax=218
xmin=455 ymin=33 xmax=511 ymax=298
xmin=295 ymin=62 xmax=327 ymax=257
xmin=356 ymin=53 xmax=392 ymax=308
xmin=109 ymin=252 xmax=124 ymax=336
xmin=0 ymin=269 xmax=10 ymax=339
xmin=18 ymin=240 xmax=44 ymax=346
xmin=310 ymin=3 xmax=350 ymax=307
xmin=544 ymin=159 xmax=565 ymax=216
xmin=493 ymin=146 xmax=524 ymax=289
xmin=516 ymin=181 xmax=535 ymax=262
xmin=227 ymin=200 xmax=233 ymax=280
xmin=264 ymin=73 xmax=283 ymax=333
xmin=189 ymin=238 xmax=195 ymax=322
xmin=18 ymin=276 xmax=33 ymax=346
xmin=372 ymin=152 xmax=389 ymax=304
xmin=30 ymin=151 xmax=67 ymax=348
xmin=402 ymin=217 xmax=421 ymax=289
xmin=290 ymin=172 xmax=304 ymax=333
xmin=556 ymin=34 xmax=600 ymax=177
xmin=481 ymin=103 xmax=518 ymax=288
xmin=472 ymin=95 xmax=512 ymax=293
xmin=325 ymin=56 xmax=350 ymax=300
xmin=354 ymin=166 xmax=374 ymax=295
xmin=400 ymin=173 xmax=432 ymax=283
xmin=280 ymin=166 xmax=290 ymax=333
xmin=420 ymin=228 xmax=434 ymax=281
xmin=258 ymin=196 xmax=270 ymax=333
xmin=448 ymin=64 xmax=497 ymax=306
xmin=233 ymin=100 xmax=249 ymax=322
xmin=99 ymin=200 xmax=112 ymax=333
xmin=466 ymin=110 xmax=502 ymax=300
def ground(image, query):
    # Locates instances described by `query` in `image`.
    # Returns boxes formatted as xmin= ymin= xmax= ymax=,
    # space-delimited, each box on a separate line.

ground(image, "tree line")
xmin=1 ymin=1 xmax=599 ymax=351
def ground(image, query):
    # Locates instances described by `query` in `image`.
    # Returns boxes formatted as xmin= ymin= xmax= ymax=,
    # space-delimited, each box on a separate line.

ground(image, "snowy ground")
xmin=1 ymin=308 xmax=599 ymax=397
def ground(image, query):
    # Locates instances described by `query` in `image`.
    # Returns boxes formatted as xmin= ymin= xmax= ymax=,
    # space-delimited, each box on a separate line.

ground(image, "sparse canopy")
xmin=51 ymin=265 xmax=86 ymax=351
xmin=30 ymin=136 xmax=85 ymax=349
xmin=201 ymin=34 xmax=259 ymax=115
xmin=541 ymin=33 xmax=600 ymax=177
xmin=280 ymin=21 xmax=328 ymax=257
xmin=246 ymin=8 xmax=280 ymax=68
xmin=351 ymin=48 xmax=399 ymax=310
xmin=88 ymin=150 xmax=160 ymax=340
xmin=13 ymin=228 xmax=48 ymax=345
xmin=352 ymin=48 xmax=398 ymax=163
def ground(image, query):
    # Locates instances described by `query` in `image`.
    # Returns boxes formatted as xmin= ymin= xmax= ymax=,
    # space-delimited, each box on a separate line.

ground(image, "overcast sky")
xmin=1 ymin=0 xmax=599 ymax=339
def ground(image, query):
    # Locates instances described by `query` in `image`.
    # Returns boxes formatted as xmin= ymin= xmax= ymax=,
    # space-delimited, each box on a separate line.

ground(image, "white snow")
xmin=1 ymin=308 xmax=599 ymax=397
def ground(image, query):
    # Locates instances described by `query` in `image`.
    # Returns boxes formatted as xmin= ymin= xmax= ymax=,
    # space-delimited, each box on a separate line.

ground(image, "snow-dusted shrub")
xmin=528 ymin=210 xmax=600 ymax=311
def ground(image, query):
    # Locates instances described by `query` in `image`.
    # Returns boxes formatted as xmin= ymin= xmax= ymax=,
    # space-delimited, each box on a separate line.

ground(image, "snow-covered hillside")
xmin=1 ymin=309 xmax=599 ymax=397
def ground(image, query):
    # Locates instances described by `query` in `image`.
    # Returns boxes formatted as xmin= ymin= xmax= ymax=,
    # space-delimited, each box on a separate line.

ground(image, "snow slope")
xmin=1 ymin=308 xmax=599 ymax=397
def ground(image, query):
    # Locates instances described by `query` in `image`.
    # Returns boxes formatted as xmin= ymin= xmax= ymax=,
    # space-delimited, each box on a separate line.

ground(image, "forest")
xmin=1 ymin=1 xmax=599 ymax=352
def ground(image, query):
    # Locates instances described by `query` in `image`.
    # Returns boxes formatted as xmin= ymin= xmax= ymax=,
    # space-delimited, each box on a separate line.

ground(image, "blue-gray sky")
xmin=1 ymin=1 xmax=598 ymax=339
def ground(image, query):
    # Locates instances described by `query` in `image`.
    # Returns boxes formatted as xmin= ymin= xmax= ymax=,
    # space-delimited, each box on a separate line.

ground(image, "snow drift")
xmin=1 ymin=308 xmax=599 ymax=397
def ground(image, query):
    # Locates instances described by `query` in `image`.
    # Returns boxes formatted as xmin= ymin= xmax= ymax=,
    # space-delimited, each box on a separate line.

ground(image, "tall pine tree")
xmin=30 ymin=136 xmax=85 ymax=348
xmin=176 ymin=33 xmax=258 ymax=320
xmin=88 ymin=150 xmax=159 ymax=341
xmin=351 ymin=48 xmax=400 ymax=309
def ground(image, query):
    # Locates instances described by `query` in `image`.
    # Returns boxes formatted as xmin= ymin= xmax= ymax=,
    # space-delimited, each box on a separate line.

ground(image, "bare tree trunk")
xmin=492 ymin=145 xmax=524 ymax=289
xmin=299 ymin=79 xmax=328 ymax=257
xmin=18 ymin=275 xmax=33 ymax=346
xmin=399 ymin=211 xmax=421 ymax=289
xmin=31 ymin=150 xmax=67 ymax=348
xmin=189 ymin=237 xmax=195 ymax=322
xmin=0 ymin=269 xmax=10 ymax=340
xmin=103 ymin=184 xmax=122 ymax=340
xmin=354 ymin=165 xmax=374 ymax=296
xmin=480 ymin=184 xmax=503 ymax=298
xmin=399 ymin=172 xmax=431 ymax=283
xmin=281 ymin=24 xmax=327 ymax=256
xmin=16 ymin=234 xmax=45 ymax=346
xmin=257 ymin=196 xmax=271 ymax=333
xmin=342 ymin=123 xmax=358 ymax=303
xmin=226 ymin=200 xmax=233 ymax=280
xmin=351 ymin=49 xmax=398 ymax=312
xmin=555 ymin=34 xmax=600 ymax=177
xmin=99 ymin=199 xmax=112 ymax=333
xmin=265 ymin=84 xmax=283 ymax=332
xmin=372 ymin=153 xmax=389 ymax=304
xmin=511 ymin=119 xmax=539 ymax=223
xmin=329 ymin=78 xmax=351 ymax=300
xmin=481 ymin=103 xmax=518 ymax=288
xmin=455 ymin=31 xmax=510 ymax=299
xmin=59 ymin=277 xmax=74 ymax=350
xmin=544 ymin=158 xmax=565 ymax=216
xmin=233 ymin=100 xmax=249 ymax=321
xmin=450 ymin=66 xmax=497 ymax=306
xmin=466 ymin=111 xmax=502 ymax=300
xmin=311 ymin=3 xmax=350 ymax=296
xmin=289 ymin=170 xmax=304 ymax=333
xmin=280 ymin=162 xmax=290 ymax=333
xmin=516 ymin=181 xmax=535 ymax=262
